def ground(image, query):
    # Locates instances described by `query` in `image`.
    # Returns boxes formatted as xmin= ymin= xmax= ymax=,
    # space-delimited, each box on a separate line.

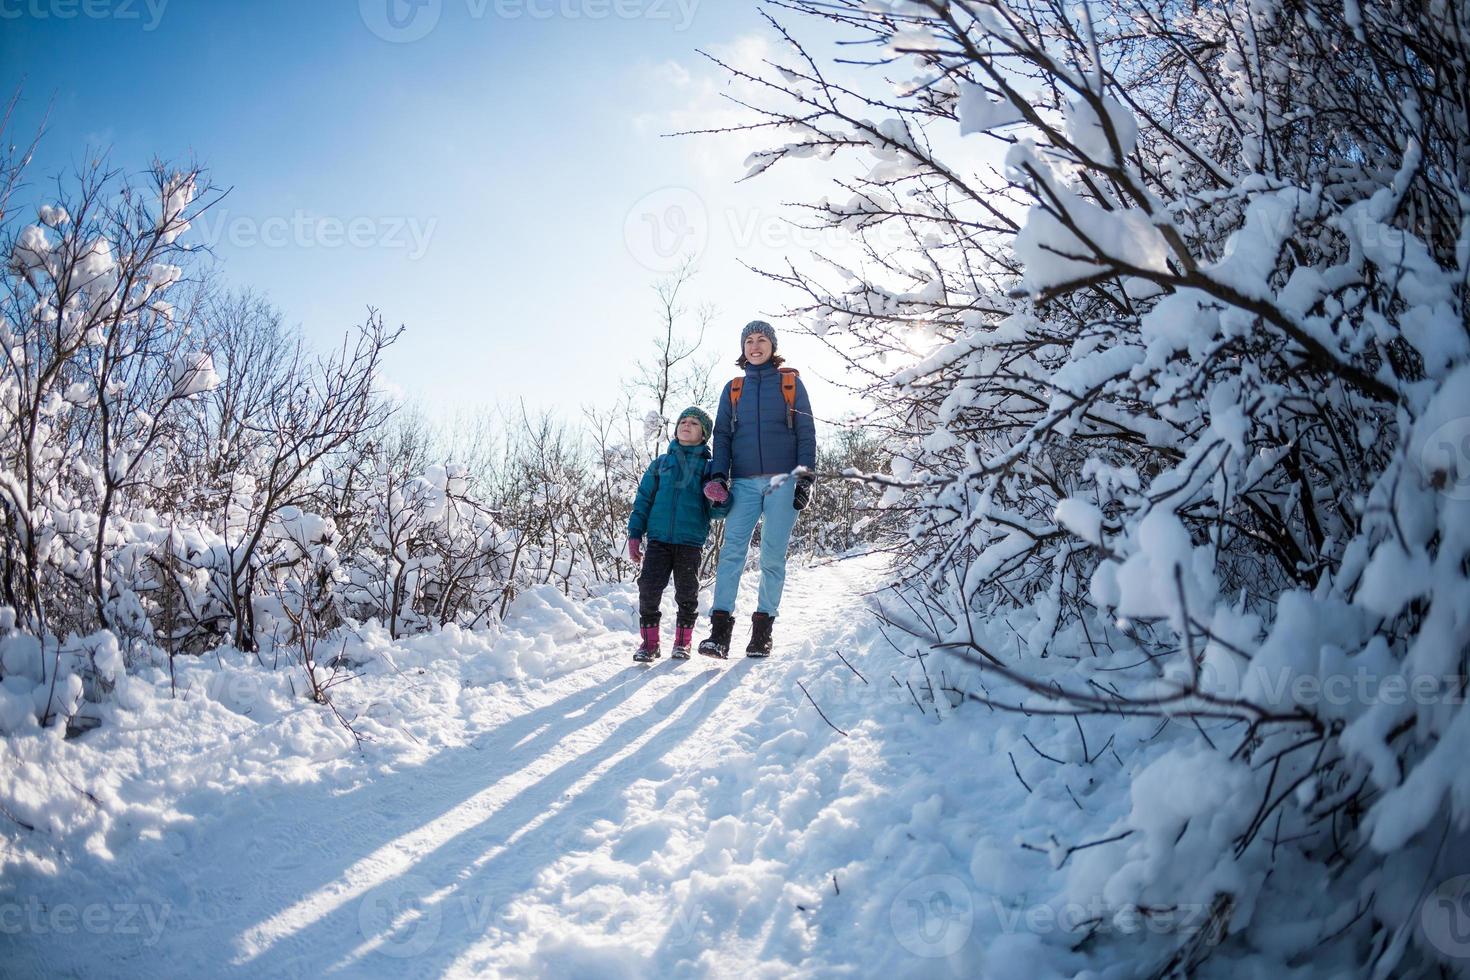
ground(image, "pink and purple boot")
xmin=633 ymin=622 xmax=661 ymax=662
xmin=672 ymin=623 xmax=694 ymax=659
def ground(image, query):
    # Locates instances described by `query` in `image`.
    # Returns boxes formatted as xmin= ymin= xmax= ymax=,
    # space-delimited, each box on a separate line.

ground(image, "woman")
xmin=698 ymin=320 xmax=817 ymax=658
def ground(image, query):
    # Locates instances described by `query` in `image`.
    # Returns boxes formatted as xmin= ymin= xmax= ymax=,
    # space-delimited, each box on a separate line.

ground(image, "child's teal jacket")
xmin=628 ymin=439 xmax=730 ymax=547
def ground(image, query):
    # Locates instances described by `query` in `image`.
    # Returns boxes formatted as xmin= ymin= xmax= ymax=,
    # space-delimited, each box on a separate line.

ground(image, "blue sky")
xmin=2 ymin=0 xmax=866 ymax=426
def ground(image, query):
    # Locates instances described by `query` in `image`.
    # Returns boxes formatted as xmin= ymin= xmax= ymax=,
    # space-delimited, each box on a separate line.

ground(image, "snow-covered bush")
xmin=492 ymin=411 xmax=606 ymax=607
xmin=340 ymin=460 xmax=513 ymax=636
xmin=706 ymin=0 xmax=1469 ymax=972
xmin=790 ymin=424 xmax=896 ymax=557
xmin=0 ymin=609 xmax=126 ymax=735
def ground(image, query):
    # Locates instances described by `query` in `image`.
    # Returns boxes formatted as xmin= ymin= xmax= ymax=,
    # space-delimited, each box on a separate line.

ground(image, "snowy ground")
xmin=1 ymin=555 xmax=1265 ymax=979
xmin=4 ymin=556 xmax=966 ymax=977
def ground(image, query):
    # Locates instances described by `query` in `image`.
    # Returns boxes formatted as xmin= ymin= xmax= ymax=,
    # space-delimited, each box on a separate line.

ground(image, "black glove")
xmin=792 ymin=476 xmax=815 ymax=512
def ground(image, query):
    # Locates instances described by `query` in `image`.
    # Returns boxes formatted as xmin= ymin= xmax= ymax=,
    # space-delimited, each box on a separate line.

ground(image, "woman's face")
xmin=744 ymin=332 xmax=772 ymax=365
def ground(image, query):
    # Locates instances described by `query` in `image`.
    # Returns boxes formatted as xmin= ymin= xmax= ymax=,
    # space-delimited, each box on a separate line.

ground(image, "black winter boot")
xmin=746 ymin=612 xmax=774 ymax=658
xmin=698 ymin=610 xmax=735 ymax=659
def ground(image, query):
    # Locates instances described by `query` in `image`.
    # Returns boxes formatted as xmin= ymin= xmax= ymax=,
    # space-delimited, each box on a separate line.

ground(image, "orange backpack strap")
xmin=779 ymin=367 xmax=799 ymax=428
xmin=729 ymin=370 xmax=799 ymax=427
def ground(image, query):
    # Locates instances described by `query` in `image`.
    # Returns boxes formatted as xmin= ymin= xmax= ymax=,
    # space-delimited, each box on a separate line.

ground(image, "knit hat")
xmin=741 ymin=319 xmax=777 ymax=353
xmin=677 ymin=406 xmax=713 ymax=443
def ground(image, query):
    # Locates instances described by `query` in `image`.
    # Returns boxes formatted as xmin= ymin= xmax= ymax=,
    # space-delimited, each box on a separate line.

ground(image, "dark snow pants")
xmin=638 ymin=540 xmax=702 ymax=627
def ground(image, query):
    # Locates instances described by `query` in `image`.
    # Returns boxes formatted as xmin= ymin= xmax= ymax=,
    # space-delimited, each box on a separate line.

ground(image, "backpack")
xmin=730 ymin=367 xmax=799 ymax=430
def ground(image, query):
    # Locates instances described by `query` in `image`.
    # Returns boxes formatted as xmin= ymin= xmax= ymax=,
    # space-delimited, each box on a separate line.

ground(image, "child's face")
xmin=744 ymin=332 xmax=772 ymax=364
xmin=676 ymin=417 xmax=704 ymax=444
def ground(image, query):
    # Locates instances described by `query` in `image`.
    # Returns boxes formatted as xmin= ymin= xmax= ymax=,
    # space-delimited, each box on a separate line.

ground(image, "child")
xmin=627 ymin=406 xmax=729 ymax=662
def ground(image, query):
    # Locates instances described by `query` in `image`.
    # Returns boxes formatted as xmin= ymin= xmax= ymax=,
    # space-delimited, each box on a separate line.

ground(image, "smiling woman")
xmin=735 ymin=320 xmax=782 ymax=369
xmin=698 ymin=319 xmax=817 ymax=659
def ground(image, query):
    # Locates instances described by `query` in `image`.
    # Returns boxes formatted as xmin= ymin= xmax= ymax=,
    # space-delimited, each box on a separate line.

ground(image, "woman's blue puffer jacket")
xmin=709 ymin=361 xmax=817 ymax=479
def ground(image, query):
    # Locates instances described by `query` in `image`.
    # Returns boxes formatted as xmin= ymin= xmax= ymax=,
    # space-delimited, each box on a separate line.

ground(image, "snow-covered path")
xmin=7 ymin=556 xmax=991 ymax=978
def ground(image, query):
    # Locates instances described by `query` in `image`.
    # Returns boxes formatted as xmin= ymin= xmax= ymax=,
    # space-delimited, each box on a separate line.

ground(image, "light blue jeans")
xmin=712 ymin=476 xmax=799 ymax=617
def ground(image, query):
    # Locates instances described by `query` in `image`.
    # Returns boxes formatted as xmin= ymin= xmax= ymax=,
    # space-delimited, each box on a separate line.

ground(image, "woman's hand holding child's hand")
xmin=628 ymin=538 xmax=643 ymax=564
xmin=703 ymin=479 xmax=729 ymax=504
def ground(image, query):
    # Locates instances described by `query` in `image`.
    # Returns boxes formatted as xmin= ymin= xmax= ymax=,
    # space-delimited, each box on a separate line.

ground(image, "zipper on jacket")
xmin=756 ymin=369 xmax=765 ymax=474
xmin=667 ymin=453 xmax=678 ymax=541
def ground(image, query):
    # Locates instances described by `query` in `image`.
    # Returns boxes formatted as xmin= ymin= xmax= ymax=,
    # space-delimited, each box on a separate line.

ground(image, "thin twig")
xmin=0 ymin=798 xmax=35 ymax=832
xmin=798 ymin=680 xmax=849 ymax=737
xmin=1021 ymin=829 xmax=1136 ymax=868
xmin=834 ymin=648 xmax=867 ymax=684
xmin=1072 ymin=715 xmax=1090 ymax=762
xmin=1008 ymin=751 xmax=1033 ymax=793
xmin=904 ymin=678 xmax=927 ymax=715
xmin=1023 ymin=733 xmax=1065 ymax=765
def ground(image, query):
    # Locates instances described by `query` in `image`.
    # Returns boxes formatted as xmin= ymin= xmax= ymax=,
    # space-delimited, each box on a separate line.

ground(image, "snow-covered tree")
xmin=2 ymin=157 xmax=211 ymax=643
xmin=698 ymin=0 xmax=1469 ymax=971
xmin=211 ymin=312 xmax=400 ymax=651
